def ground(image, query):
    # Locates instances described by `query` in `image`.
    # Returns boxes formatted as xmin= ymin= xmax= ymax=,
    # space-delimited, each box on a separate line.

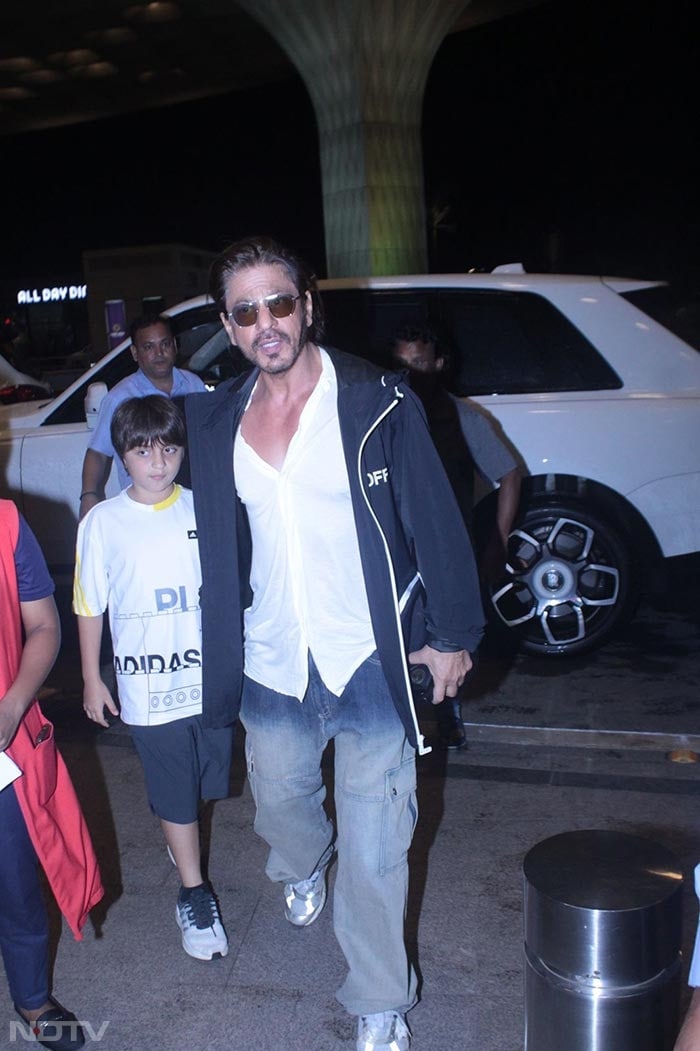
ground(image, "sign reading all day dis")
xmin=17 ymin=285 xmax=88 ymax=304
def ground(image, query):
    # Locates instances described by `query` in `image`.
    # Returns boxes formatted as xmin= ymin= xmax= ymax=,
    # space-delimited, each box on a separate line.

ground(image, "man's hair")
xmin=111 ymin=395 xmax=186 ymax=460
xmin=391 ymin=322 xmax=441 ymax=350
xmin=390 ymin=320 xmax=454 ymax=374
xmin=209 ymin=234 xmax=324 ymax=341
xmin=129 ymin=313 xmax=174 ymax=344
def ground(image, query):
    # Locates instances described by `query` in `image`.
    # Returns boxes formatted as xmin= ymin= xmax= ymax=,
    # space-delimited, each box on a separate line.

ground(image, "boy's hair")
xmin=110 ymin=395 xmax=186 ymax=461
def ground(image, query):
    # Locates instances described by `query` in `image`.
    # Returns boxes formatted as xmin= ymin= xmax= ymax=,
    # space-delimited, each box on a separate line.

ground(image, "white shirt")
xmin=234 ymin=348 xmax=376 ymax=699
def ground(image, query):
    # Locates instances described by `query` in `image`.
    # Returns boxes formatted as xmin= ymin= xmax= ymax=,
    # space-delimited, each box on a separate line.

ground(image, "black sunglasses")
xmin=225 ymin=292 xmax=303 ymax=328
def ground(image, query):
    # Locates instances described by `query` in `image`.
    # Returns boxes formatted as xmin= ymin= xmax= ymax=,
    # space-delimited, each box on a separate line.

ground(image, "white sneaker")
xmin=283 ymin=853 xmax=332 ymax=927
xmin=357 ymin=1011 xmax=411 ymax=1051
xmin=175 ymin=884 xmax=229 ymax=960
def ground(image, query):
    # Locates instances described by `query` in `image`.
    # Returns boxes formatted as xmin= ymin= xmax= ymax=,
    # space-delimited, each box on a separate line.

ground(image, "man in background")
xmin=391 ymin=321 xmax=521 ymax=749
xmin=79 ymin=313 xmax=206 ymax=519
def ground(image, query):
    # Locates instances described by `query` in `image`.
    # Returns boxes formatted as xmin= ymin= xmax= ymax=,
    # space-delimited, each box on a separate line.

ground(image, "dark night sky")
xmin=424 ymin=0 xmax=698 ymax=280
xmin=2 ymin=0 xmax=697 ymax=285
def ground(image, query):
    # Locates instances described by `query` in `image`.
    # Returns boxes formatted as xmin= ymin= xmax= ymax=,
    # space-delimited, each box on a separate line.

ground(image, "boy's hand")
xmin=83 ymin=681 xmax=119 ymax=728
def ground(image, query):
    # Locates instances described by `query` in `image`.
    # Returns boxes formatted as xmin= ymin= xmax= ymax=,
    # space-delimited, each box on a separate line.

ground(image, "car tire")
xmin=487 ymin=501 xmax=634 ymax=657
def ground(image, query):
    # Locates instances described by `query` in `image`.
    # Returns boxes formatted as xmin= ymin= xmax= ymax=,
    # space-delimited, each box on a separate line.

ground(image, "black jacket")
xmin=185 ymin=346 xmax=484 ymax=752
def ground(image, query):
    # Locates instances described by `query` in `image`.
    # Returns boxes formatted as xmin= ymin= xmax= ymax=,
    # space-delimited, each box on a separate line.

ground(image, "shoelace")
xmin=293 ymin=869 xmax=322 ymax=896
xmin=181 ymin=889 xmax=218 ymax=930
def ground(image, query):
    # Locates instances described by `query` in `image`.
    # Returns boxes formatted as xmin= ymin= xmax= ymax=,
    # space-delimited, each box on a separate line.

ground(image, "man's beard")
xmin=249 ymin=316 xmax=310 ymax=375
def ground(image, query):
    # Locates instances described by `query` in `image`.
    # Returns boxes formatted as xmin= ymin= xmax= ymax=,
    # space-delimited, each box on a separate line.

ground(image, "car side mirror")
xmin=85 ymin=381 xmax=107 ymax=429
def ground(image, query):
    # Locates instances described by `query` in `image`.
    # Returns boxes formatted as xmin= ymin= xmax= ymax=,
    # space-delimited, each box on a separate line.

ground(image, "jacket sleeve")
xmin=391 ymin=386 xmax=485 ymax=654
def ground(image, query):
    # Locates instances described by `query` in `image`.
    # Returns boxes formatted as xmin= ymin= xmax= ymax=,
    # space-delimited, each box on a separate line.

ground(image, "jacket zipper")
xmin=356 ymin=392 xmax=431 ymax=756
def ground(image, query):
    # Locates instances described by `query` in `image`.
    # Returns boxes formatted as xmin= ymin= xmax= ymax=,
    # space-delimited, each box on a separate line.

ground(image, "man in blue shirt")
xmin=79 ymin=313 xmax=206 ymax=518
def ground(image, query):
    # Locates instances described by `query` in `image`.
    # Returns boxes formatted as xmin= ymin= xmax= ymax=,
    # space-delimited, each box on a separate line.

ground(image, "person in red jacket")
xmin=0 ymin=499 xmax=103 ymax=1051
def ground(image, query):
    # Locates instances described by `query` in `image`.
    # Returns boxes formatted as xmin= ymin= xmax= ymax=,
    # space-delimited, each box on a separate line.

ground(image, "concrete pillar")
xmin=234 ymin=0 xmax=470 ymax=276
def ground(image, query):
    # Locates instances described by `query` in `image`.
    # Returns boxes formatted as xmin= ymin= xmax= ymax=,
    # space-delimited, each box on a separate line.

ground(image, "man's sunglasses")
xmin=225 ymin=292 xmax=303 ymax=328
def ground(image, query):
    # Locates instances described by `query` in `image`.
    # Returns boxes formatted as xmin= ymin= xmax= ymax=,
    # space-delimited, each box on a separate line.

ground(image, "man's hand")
xmin=79 ymin=448 xmax=112 ymax=521
xmin=83 ymin=680 xmax=119 ymax=728
xmin=78 ymin=491 xmax=102 ymax=520
xmin=408 ymin=645 xmax=472 ymax=705
xmin=0 ymin=695 xmax=24 ymax=751
xmin=0 ymin=596 xmax=61 ymax=751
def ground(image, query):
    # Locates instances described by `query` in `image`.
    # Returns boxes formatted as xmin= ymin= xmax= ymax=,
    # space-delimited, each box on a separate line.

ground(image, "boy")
xmin=1 ymin=498 xmax=102 ymax=1050
xmin=74 ymin=395 xmax=231 ymax=962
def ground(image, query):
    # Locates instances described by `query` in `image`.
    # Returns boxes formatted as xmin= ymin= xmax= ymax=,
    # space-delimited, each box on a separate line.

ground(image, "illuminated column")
xmin=234 ymin=0 xmax=469 ymax=276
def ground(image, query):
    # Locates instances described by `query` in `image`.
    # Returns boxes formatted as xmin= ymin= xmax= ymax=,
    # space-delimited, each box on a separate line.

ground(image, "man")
xmin=79 ymin=313 xmax=206 ymax=518
xmin=391 ymin=323 xmax=520 ymax=749
xmin=1 ymin=498 xmax=103 ymax=1051
xmin=185 ymin=236 xmax=484 ymax=1051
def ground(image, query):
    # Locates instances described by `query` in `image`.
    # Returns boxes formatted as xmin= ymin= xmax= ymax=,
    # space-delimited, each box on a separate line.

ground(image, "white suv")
xmin=2 ymin=270 xmax=698 ymax=658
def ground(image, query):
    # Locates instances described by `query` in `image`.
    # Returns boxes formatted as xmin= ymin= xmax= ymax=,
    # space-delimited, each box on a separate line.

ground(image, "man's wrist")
xmin=425 ymin=637 xmax=463 ymax=653
xmin=80 ymin=490 xmax=99 ymax=500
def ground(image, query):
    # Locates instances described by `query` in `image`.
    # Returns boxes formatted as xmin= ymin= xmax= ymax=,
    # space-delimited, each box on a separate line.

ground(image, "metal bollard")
xmin=523 ymin=830 xmax=683 ymax=1051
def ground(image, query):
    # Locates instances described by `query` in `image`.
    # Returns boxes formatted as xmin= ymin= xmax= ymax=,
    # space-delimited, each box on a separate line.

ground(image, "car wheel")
xmin=488 ymin=502 xmax=633 ymax=657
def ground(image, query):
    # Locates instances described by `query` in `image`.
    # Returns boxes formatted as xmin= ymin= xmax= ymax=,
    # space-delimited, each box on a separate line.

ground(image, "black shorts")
xmin=129 ymin=715 xmax=233 ymax=824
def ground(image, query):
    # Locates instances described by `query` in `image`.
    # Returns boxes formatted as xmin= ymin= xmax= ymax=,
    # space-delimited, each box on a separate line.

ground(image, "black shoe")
xmin=14 ymin=998 xmax=85 ymax=1050
xmin=441 ymin=725 xmax=468 ymax=751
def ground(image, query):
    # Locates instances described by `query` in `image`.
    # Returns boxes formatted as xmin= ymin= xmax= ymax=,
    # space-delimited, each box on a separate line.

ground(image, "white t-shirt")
xmin=73 ymin=485 xmax=203 ymax=726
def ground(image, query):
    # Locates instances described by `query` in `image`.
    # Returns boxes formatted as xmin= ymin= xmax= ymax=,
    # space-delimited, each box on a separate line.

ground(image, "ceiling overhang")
xmin=1 ymin=0 xmax=543 ymax=136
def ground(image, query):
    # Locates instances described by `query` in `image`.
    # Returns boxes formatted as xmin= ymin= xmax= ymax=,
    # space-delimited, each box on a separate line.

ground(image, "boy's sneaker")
xmin=176 ymin=883 xmax=229 ymax=960
xmin=284 ymin=853 xmax=332 ymax=927
xmin=357 ymin=1011 xmax=411 ymax=1051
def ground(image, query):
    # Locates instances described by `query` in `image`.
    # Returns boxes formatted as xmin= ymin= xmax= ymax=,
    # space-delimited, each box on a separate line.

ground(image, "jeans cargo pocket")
xmin=379 ymin=756 xmax=418 ymax=875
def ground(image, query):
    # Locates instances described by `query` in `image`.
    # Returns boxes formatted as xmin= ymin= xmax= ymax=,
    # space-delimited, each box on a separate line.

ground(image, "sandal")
xmin=14 ymin=998 xmax=85 ymax=1050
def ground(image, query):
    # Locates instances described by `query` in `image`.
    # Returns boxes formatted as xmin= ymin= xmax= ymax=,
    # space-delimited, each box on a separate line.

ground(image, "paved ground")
xmin=1 ymin=556 xmax=698 ymax=1050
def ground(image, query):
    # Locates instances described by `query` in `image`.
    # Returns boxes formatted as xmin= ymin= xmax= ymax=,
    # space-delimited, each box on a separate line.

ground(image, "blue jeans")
xmin=0 ymin=784 xmax=49 ymax=1010
xmin=240 ymin=653 xmax=418 ymax=1016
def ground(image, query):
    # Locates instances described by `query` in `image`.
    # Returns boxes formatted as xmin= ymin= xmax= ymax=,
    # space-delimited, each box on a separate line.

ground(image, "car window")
xmin=42 ymin=304 xmax=247 ymax=426
xmin=174 ymin=311 xmax=250 ymax=385
xmin=321 ymin=287 xmax=621 ymax=394
xmin=438 ymin=290 xmax=622 ymax=395
xmin=621 ymin=285 xmax=700 ymax=352
xmin=44 ymin=348 xmax=139 ymax=425
xmin=321 ymin=289 xmax=429 ymax=367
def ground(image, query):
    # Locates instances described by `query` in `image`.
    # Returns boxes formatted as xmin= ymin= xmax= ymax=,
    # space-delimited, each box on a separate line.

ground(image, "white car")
xmin=2 ymin=271 xmax=698 ymax=658
xmin=0 ymin=299 xmax=233 ymax=576
xmin=0 ymin=352 xmax=52 ymax=402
